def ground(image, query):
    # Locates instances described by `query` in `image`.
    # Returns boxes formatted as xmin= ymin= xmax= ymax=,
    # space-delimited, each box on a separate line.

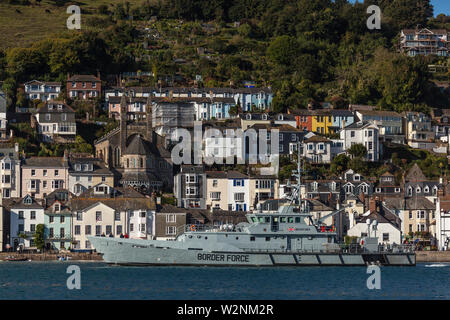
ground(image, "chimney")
xmin=369 ymin=197 xmax=376 ymax=213
xmin=67 ymin=73 xmax=70 ymax=81
xmin=169 ymin=90 xmax=173 ymax=99
xmin=97 ymin=70 xmax=101 ymax=80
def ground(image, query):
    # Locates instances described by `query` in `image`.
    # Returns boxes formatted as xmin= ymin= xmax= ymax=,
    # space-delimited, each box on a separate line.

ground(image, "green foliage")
xmin=330 ymin=154 xmax=350 ymax=175
xmin=34 ymin=224 xmax=45 ymax=250
xmin=347 ymin=143 xmax=367 ymax=159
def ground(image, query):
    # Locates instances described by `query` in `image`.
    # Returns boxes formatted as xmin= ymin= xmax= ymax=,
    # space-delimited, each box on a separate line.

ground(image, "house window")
xmin=77 ymin=212 xmax=82 ymax=221
xmin=60 ymin=216 xmax=65 ymax=223
xmin=30 ymin=224 xmax=36 ymax=232
xmin=130 ymin=223 xmax=134 ymax=232
xmin=31 ymin=169 xmax=36 ymax=176
xmin=114 ymin=211 xmax=120 ymax=221
xmin=383 ymin=233 xmax=389 ymax=241
xmin=95 ymin=225 xmax=101 ymax=236
xmin=96 ymin=211 xmax=102 ymax=221
xmin=55 ymin=170 xmax=59 ymax=176
xmin=234 ymin=193 xmax=245 ymax=201
xmin=140 ymin=224 xmax=146 ymax=232
xmin=49 ymin=215 xmax=54 ymax=223
xmin=85 ymin=225 xmax=91 ymax=235
xmin=106 ymin=225 xmax=112 ymax=235
xmin=166 ymin=226 xmax=176 ymax=235
xmin=116 ymin=225 xmax=122 ymax=235
xmin=166 ymin=214 xmax=176 ymax=223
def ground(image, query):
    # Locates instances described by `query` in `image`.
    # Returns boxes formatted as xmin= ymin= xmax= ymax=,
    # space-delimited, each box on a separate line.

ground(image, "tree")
xmin=347 ymin=143 xmax=367 ymax=159
xmin=330 ymin=154 xmax=349 ymax=174
xmin=34 ymin=224 xmax=45 ymax=251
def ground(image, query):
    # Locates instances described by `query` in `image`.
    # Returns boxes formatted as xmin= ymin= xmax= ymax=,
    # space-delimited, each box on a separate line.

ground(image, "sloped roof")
xmin=405 ymin=164 xmax=427 ymax=182
xmin=126 ymin=134 xmax=151 ymax=155
xmin=67 ymin=74 xmax=100 ymax=82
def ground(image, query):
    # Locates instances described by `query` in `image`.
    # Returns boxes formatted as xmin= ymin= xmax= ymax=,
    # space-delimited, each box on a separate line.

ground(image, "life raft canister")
xmin=320 ymin=226 xmax=325 ymax=232
xmin=190 ymin=224 xmax=196 ymax=231
xmin=360 ymin=239 xmax=364 ymax=245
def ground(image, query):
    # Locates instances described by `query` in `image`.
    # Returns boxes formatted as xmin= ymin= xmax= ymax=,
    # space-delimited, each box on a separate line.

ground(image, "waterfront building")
xmin=9 ymin=195 xmax=44 ymax=249
xmin=347 ymin=198 xmax=402 ymax=245
xmin=436 ymin=194 xmax=450 ymax=250
xmin=69 ymin=184 xmax=156 ymax=250
xmin=205 ymin=171 xmax=250 ymax=211
xmin=43 ymin=189 xmax=73 ymax=251
xmin=21 ymin=153 xmax=70 ymax=199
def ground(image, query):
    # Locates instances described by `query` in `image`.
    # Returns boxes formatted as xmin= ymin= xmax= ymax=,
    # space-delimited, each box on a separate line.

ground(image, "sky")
xmin=431 ymin=0 xmax=450 ymax=16
xmin=349 ymin=0 xmax=449 ymax=16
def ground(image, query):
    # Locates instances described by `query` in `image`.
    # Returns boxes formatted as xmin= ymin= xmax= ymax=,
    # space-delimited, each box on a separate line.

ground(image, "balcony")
xmin=47 ymin=234 xmax=73 ymax=241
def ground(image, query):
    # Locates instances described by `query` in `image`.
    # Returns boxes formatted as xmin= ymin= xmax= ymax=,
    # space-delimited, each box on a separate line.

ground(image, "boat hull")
xmin=88 ymin=237 xmax=415 ymax=267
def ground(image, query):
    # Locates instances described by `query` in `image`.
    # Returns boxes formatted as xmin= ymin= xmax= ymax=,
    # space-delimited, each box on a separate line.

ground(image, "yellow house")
xmin=311 ymin=112 xmax=333 ymax=135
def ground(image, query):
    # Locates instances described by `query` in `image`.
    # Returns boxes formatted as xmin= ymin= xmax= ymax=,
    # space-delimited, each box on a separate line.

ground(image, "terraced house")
xmin=43 ymin=189 xmax=73 ymax=251
xmin=21 ymin=153 xmax=69 ymax=199
xmin=69 ymin=184 xmax=156 ymax=250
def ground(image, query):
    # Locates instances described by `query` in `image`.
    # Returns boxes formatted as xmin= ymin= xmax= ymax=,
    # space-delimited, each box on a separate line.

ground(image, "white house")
xmin=347 ymin=199 xmax=402 ymax=245
xmin=24 ymin=80 xmax=62 ymax=102
xmin=0 ymin=143 xmax=21 ymax=198
xmin=303 ymin=135 xmax=333 ymax=164
xmin=227 ymin=171 xmax=250 ymax=211
xmin=436 ymin=195 xmax=450 ymax=250
xmin=9 ymin=195 xmax=45 ymax=248
xmin=340 ymin=121 xmax=380 ymax=161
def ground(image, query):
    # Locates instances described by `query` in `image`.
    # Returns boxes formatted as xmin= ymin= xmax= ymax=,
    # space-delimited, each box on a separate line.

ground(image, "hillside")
xmin=0 ymin=0 xmax=448 ymax=113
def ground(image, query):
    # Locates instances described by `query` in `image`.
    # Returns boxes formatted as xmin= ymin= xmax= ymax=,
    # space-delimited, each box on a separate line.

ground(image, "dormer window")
xmin=424 ymin=186 xmax=429 ymax=193
xmin=416 ymin=186 xmax=421 ymax=193
xmin=23 ymin=195 xmax=33 ymax=205
xmin=432 ymin=186 xmax=438 ymax=195
xmin=57 ymin=104 xmax=62 ymax=110
xmin=262 ymin=114 xmax=268 ymax=120
xmin=278 ymin=114 xmax=283 ymax=121
xmin=48 ymin=104 xmax=53 ymax=110
xmin=55 ymin=204 xmax=60 ymax=212
xmin=354 ymin=175 xmax=360 ymax=181
xmin=246 ymin=114 xmax=251 ymax=120
xmin=408 ymin=186 xmax=413 ymax=196
xmin=75 ymin=164 xmax=81 ymax=171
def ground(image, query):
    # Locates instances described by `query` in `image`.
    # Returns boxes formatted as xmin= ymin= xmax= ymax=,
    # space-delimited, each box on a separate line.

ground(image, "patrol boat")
xmin=88 ymin=146 xmax=415 ymax=266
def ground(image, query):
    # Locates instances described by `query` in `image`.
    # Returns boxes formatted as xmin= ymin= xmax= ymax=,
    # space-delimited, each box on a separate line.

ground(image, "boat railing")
xmin=180 ymin=224 xmax=237 ymax=233
xmin=241 ymin=244 xmax=416 ymax=254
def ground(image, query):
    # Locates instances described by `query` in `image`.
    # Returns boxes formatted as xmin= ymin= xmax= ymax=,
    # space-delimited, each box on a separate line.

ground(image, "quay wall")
xmin=416 ymin=251 xmax=450 ymax=263
xmin=0 ymin=252 xmax=103 ymax=261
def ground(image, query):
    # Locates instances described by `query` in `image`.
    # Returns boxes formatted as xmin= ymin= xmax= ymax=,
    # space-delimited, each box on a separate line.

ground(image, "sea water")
xmin=0 ymin=261 xmax=448 ymax=299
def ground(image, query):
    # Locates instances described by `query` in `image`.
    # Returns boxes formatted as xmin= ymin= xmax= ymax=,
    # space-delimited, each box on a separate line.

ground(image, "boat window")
xmin=250 ymin=236 xmax=255 ymax=241
xmin=265 ymin=237 xmax=270 ymax=241
xmin=258 ymin=217 xmax=264 ymax=223
xmin=273 ymin=217 xmax=278 ymax=222
xmin=205 ymin=237 xmax=208 ymax=240
xmin=280 ymin=217 xmax=286 ymax=223
xmin=287 ymin=217 xmax=294 ymax=223
xmin=251 ymin=217 xmax=257 ymax=223
xmin=265 ymin=217 xmax=270 ymax=223
xmin=236 ymin=237 xmax=239 ymax=240
xmin=295 ymin=217 xmax=301 ymax=223
xmin=197 ymin=236 xmax=201 ymax=239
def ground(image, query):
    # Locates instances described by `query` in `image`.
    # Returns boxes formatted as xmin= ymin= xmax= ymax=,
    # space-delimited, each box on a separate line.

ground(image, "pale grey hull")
xmin=89 ymin=237 xmax=416 ymax=266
